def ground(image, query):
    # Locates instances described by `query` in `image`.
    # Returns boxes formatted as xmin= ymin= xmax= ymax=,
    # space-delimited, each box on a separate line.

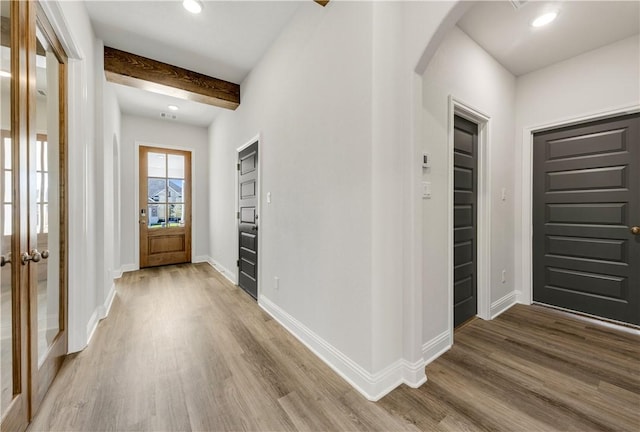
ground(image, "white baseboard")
xmin=100 ymin=283 xmax=116 ymax=320
xmin=86 ymin=308 xmax=100 ymax=345
xmin=422 ymin=330 xmax=452 ymax=365
xmin=118 ymin=264 xmax=138 ymax=276
xmin=515 ymin=289 xmax=529 ymax=305
xmin=112 ymin=268 xmax=123 ymax=279
xmin=491 ymin=291 xmax=518 ymax=319
xmin=258 ymin=295 xmax=424 ymax=401
xmin=192 ymin=255 xmax=210 ymax=264
xmin=202 ymin=256 xmax=238 ymax=285
xmin=87 ymin=283 xmax=117 ymax=346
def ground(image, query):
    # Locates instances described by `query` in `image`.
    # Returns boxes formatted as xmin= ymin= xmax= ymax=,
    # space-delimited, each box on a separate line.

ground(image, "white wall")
xmin=209 ymin=1 xmax=374 ymax=371
xmin=514 ymin=34 xmax=640 ymax=302
xmin=52 ymin=0 xmax=100 ymax=352
xmin=120 ymin=115 xmax=209 ymax=269
xmin=420 ymin=26 xmax=517 ymax=346
xmin=208 ymin=0 xmax=465 ymax=399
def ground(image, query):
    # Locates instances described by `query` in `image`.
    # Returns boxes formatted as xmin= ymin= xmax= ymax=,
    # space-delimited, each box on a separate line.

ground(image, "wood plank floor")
xmin=28 ymin=263 xmax=640 ymax=431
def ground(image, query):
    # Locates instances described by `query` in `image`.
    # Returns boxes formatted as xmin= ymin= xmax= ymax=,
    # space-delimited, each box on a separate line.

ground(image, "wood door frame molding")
xmin=518 ymin=103 xmax=640 ymax=307
xmin=447 ymin=97 xmax=492 ymax=340
xmin=134 ymin=142 xmax=196 ymax=270
xmin=104 ymin=47 xmax=240 ymax=110
xmin=235 ymin=134 xmax=261 ymax=297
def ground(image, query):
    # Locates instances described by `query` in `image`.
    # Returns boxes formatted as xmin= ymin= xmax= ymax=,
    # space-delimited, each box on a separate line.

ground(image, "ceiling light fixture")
xmin=0 ymin=70 xmax=11 ymax=78
xmin=168 ymin=104 xmax=179 ymax=111
xmin=182 ymin=0 xmax=202 ymax=14
xmin=531 ymin=11 xmax=558 ymax=27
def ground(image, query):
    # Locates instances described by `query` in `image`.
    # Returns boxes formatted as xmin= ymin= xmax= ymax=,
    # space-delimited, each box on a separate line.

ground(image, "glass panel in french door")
xmin=34 ymin=30 xmax=61 ymax=366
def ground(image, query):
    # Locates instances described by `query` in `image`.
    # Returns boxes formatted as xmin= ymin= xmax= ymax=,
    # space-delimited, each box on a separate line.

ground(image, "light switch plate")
xmin=422 ymin=181 xmax=432 ymax=199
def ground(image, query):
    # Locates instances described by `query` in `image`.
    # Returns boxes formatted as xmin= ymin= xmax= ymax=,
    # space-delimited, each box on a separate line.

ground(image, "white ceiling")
xmin=112 ymin=83 xmax=224 ymax=127
xmin=85 ymin=0 xmax=302 ymax=126
xmin=457 ymin=1 xmax=640 ymax=76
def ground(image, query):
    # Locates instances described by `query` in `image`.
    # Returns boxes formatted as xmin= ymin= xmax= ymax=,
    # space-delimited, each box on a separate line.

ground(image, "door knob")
xmin=21 ymin=249 xmax=42 ymax=265
xmin=41 ymin=250 xmax=50 ymax=259
xmin=631 ymin=226 xmax=640 ymax=235
xmin=0 ymin=253 xmax=10 ymax=267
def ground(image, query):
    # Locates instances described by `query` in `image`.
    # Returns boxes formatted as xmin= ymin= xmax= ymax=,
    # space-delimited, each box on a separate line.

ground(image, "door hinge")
xmin=236 ymin=259 xmax=240 ymax=267
xmin=236 ymin=211 xmax=240 ymax=219
xmin=237 ymin=163 xmax=240 ymax=171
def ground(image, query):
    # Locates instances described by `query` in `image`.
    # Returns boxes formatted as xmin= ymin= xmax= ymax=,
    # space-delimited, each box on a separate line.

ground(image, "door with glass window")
xmin=139 ymin=146 xmax=191 ymax=268
xmin=1 ymin=2 xmax=68 ymax=430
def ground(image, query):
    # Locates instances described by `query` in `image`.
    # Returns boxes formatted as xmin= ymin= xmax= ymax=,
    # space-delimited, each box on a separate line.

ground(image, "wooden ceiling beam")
xmin=104 ymin=46 xmax=240 ymax=110
xmin=314 ymin=1 xmax=330 ymax=7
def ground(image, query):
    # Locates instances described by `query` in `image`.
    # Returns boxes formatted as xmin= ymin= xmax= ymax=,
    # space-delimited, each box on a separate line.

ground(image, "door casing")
xmin=447 ymin=97 xmax=491 ymax=339
xmin=236 ymin=134 xmax=261 ymax=298
xmin=518 ymin=104 xmax=640 ymax=315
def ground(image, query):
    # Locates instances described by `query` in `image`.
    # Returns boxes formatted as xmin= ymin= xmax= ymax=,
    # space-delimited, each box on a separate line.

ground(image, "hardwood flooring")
xmin=28 ymin=263 xmax=640 ymax=431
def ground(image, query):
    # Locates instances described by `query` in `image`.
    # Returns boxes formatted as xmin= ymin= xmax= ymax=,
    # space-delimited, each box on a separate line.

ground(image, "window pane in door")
xmin=3 ymin=138 xmax=10 ymax=170
xmin=168 ymin=204 xmax=184 ymax=226
xmin=167 ymin=154 xmax=184 ymax=179
xmin=3 ymin=171 xmax=10 ymax=203
xmin=147 ymin=152 xmax=166 ymax=177
xmin=148 ymin=204 xmax=166 ymax=228
xmin=148 ymin=178 xmax=166 ymax=203
xmin=167 ymin=179 xmax=184 ymax=203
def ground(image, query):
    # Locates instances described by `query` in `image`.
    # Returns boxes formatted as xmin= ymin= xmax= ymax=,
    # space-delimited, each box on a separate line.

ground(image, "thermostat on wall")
xmin=422 ymin=152 xmax=431 ymax=168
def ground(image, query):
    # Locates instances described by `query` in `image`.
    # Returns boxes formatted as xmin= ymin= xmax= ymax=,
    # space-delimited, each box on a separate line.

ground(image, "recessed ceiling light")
xmin=531 ymin=11 xmax=558 ymax=27
xmin=0 ymin=70 xmax=11 ymax=78
xmin=183 ymin=0 xmax=202 ymax=14
xmin=168 ymin=104 xmax=179 ymax=111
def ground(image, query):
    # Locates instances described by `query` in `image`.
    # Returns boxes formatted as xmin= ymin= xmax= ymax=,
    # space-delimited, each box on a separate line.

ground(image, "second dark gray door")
xmin=533 ymin=113 xmax=640 ymax=325
xmin=238 ymin=142 xmax=258 ymax=299
xmin=454 ymin=115 xmax=478 ymax=327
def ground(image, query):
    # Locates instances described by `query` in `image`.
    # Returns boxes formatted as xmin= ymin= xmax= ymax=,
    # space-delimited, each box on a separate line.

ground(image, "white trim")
xmin=38 ymin=1 xmax=83 ymax=60
xmin=201 ymin=256 xmax=238 ymax=285
xmin=191 ymin=255 xmax=210 ymax=264
xmin=85 ymin=308 xmax=100 ymax=347
xmin=490 ymin=291 xmax=517 ymax=319
xmin=99 ymin=283 xmax=117 ymax=320
xmin=518 ymin=104 xmax=640 ymax=305
xmin=236 ymin=134 xmax=261 ymax=293
xmin=116 ymin=264 xmax=139 ymax=276
xmin=448 ymin=97 xmax=492 ymax=336
xmin=134 ymin=141 xmax=196 ymax=269
xmin=259 ymin=295 xmax=425 ymax=401
xmin=86 ymin=282 xmax=117 ymax=347
xmin=422 ymin=330 xmax=452 ymax=365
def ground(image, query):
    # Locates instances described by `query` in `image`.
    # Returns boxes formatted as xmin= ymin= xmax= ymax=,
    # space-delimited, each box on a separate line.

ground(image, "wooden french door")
xmin=139 ymin=146 xmax=192 ymax=268
xmin=1 ymin=2 xmax=68 ymax=430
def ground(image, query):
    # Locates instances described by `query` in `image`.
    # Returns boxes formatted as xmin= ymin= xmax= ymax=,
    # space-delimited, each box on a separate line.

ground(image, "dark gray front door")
xmin=238 ymin=142 xmax=258 ymax=299
xmin=454 ymin=115 xmax=478 ymax=327
xmin=533 ymin=113 xmax=640 ymax=325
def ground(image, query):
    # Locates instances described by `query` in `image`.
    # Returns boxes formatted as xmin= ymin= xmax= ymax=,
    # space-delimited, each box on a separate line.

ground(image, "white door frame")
xmin=134 ymin=141 xmax=196 ymax=269
xmin=448 ymin=96 xmax=492 ymax=337
xmin=236 ymin=134 xmax=261 ymax=297
xmin=518 ymin=104 xmax=640 ymax=305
